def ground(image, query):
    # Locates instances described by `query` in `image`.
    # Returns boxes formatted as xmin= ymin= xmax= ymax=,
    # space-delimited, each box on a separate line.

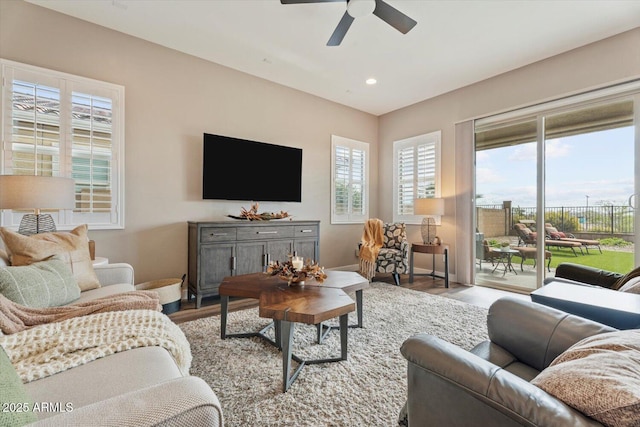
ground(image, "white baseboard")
xmin=328 ymin=264 xmax=454 ymax=282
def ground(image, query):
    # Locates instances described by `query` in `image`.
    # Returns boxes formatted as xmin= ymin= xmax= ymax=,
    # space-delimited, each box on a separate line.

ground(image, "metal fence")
xmin=479 ymin=205 xmax=634 ymax=235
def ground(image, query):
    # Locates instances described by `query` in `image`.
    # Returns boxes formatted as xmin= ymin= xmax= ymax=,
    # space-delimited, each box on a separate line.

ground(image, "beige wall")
xmin=2 ymin=1 xmax=639 ymax=283
xmin=379 ymin=27 xmax=640 ymax=277
xmin=0 ymin=1 xmax=378 ymax=282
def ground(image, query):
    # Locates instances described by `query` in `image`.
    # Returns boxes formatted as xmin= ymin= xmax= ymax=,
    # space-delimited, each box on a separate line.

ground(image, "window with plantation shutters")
xmin=393 ymin=131 xmax=441 ymax=224
xmin=331 ymin=135 xmax=369 ymax=224
xmin=1 ymin=59 xmax=124 ymax=230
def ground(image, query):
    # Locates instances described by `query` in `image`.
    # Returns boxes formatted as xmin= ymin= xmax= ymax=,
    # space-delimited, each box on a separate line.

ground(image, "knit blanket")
xmin=0 ymin=291 xmax=162 ymax=335
xmin=358 ymin=218 xmax=384 ymax=281
xmin=0 ymin=309 xmax=192 ymax=383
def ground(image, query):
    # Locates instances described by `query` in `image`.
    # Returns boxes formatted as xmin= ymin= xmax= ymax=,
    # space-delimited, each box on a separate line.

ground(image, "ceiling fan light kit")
xmin=281 ymin=0 xmax=417 ymax=46
xmin=347 ymin=0 xmax=376 ymax=18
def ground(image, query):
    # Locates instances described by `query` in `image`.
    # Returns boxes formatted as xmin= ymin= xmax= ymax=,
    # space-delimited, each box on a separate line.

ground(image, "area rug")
xmin=179 ymin=283 xmax=490 ymax=426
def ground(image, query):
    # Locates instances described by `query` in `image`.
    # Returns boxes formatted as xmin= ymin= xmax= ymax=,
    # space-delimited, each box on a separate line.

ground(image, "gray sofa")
xmin=400 ymin=297 xmax=615 ymax=426
xmin=0 ymin=251 xmax=223 ymax=426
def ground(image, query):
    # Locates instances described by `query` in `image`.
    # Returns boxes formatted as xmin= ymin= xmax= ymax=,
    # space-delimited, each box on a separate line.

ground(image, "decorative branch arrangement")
xmin=228 ymin=203 xmax=291 ymax=221
xmin=265 ymin=256 xmax=327 ymax=286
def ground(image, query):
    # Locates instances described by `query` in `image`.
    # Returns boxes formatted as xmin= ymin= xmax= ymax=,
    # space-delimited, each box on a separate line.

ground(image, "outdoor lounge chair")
xmin=513 ymin=223 xmax=583 ymax=256
xmin=513 ymin=246 xmax=552 ymax=272
xmin=478 ymin=239 xmax=503 ymax=270
xmin=544 ymin=223 xmax=602 ymax=254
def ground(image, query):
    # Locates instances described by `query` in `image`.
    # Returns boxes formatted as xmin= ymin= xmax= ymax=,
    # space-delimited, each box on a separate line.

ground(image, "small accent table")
xmin=409 ymin=243 xmax=449 ymax=288
xmin=492 ymin=248 xmax=520 ymax=276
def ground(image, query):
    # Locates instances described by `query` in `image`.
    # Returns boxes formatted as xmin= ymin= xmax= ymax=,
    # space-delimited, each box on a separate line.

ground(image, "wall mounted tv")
xmin=203 ymin=133 xmax=302 ymax=202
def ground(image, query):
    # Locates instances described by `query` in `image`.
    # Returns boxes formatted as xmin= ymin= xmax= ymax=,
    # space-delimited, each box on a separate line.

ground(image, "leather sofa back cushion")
xmin=0 ymin=225 xmax=100 ymax=291
xmin=0 ymin=259 xmax=80 ymax=307
xmin=531 ymin=330 xmax=640 ymax=427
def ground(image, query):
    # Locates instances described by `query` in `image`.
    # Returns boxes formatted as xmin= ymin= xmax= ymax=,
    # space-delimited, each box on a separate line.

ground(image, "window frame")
xmin=331 ymin=135 xmax=370 ymax=224
xmin=0 ymin=59 xmax=125 ymax=230
xmin=393 ymin=131 xmax=442 ymax=224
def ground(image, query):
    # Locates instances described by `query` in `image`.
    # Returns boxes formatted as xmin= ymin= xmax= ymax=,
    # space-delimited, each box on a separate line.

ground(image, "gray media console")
xmin=187 ymin=220 xmax=320 ymax=308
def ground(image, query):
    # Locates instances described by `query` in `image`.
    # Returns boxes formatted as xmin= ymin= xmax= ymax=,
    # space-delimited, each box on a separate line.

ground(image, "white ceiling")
xmin=27 ymin=0 xmax=640 ymax=116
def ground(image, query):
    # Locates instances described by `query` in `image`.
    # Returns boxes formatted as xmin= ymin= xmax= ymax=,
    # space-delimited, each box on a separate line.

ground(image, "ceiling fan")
xmin=280 ymin=0 xmax=417 ymax=46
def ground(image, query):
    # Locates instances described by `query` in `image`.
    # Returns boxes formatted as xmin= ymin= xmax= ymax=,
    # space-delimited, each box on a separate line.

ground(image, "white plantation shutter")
xmin=393 ymin=131 xmax=441 ymax=223
xmin=331 ymin=135 xmax=369 ymax=224
xmin=9 ymin=79 xmax=62 ymax=177
xmin=1 ymin=59 xmax=124 ymax=230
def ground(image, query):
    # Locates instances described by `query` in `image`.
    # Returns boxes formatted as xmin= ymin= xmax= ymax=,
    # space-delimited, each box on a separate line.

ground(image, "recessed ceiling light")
xmin=366 ymin=78 xmax=377 ymax=85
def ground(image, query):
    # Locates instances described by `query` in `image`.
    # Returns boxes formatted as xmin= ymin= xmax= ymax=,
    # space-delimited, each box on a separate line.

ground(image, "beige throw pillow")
xmin=531 ymin=330 xmax=640 ymax=427
xmin=0 ymin=225 xmax=100 ymax=291
xmin=619 ymin=276 xmax=640 ymax=294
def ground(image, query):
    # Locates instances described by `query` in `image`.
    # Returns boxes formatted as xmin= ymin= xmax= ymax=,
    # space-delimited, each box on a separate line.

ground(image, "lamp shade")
xmin=414 ymin=197 xmax=444 ymax=216
xmin=0 ymin=176 xmax=76 ymax=211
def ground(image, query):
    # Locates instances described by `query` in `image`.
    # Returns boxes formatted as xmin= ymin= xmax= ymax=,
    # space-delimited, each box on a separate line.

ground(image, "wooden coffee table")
xmin=219 ymin=271 xmax=369 ymax=392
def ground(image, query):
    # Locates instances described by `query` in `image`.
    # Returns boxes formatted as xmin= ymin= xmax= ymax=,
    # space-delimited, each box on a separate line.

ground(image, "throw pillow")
xmin=0 ymin=259 xmax=80 ymax=307
xmin=0 ymin=345 xmax=38 ymax=425
xmin=619 ymin=276 xmax=640 ymax=294
xmin=612 ymin=265 xmax=640 ymax=291
xmin=531 ymin=330 xmax=640 ymax=427
xmin=0 ymin=224 xmax=100 ymax=291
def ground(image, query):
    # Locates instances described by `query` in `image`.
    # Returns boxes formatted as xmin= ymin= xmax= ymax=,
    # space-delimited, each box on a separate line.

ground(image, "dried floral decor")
xmin=265 ymin=256 xmax=327 ymax=286
xmin=227 ymin=203 xmax=291 ymax=221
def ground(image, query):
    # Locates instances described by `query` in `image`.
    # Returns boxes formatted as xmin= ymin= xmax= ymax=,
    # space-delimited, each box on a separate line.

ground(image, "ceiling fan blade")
xmin=373 ymin=0 xmax=417 ymax=34
xmin=327 ymin=11 xmax=354 ymax=46
xmin=280 ymin=0 xmax=343 ymax=4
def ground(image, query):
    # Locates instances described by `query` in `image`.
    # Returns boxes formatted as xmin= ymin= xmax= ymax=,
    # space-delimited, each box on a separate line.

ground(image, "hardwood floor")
xmin=169 ymin=272 xmax=529 ymax=324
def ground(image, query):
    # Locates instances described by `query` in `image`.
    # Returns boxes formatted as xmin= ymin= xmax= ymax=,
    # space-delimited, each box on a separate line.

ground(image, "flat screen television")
xmin=203 ymin=133 xmax=303 ymax=202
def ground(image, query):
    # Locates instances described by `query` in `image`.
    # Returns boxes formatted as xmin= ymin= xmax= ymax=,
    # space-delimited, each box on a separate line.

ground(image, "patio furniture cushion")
xmin=531 ymin=329 xmax=640 ymax=427
xmin=545 ymin=224 xmax=602 ymax=253
xmin=513 ymin=246 xmax=552 ymax=271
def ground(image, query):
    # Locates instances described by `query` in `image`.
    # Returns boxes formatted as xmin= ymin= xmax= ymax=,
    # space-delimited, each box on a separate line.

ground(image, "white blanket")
xmin=0 ymin=309 xmax=191 ymax=383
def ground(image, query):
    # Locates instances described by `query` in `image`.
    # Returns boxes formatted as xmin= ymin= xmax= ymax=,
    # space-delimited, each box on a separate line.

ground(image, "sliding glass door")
xmin=474 ymin=94 xmax=638 ymax=291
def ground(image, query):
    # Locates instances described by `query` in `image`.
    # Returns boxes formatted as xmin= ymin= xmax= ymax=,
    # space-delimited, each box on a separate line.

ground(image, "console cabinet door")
xmin=267 ymin=240 xmax=294 ymax=265
xmin=236 ymin=241 xmax=267 ymax=275
xmin=294 ymin=238 xmax=319 ymax=263
xmin=200 ymin=243 xmax=235 ymax=290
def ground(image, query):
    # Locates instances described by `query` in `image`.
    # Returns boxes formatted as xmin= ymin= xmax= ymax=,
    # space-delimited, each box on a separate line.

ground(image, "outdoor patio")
xmin=476 ymin=235 xmax=634 ymax=292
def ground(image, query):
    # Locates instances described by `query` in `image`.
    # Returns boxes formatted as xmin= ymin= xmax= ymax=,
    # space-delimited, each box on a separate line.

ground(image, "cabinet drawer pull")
xmin=211 ymin=233 xmax=228 ymax=236
xmin=300 ymin=229 xmax=313 ymax=233
xmin=257 ymin=231 xmax=278 ymax=234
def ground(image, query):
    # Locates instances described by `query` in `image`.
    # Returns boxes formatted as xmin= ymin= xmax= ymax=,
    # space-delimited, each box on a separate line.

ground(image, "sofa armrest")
xmin=93 ymin=263 xmax=134 ymax=287
xmin=401 ymin=334 xmax=602 ymax=427
xmin=30 ymin=376 xmax=222 ymax=427
xmin=555 ymin=263 xmax=622 ymax=289
xmin=487 ymin=297 xmax=615 ymax=371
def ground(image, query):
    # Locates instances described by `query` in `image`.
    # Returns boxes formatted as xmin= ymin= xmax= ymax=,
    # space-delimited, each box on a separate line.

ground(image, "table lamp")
xmin=414 ymin=197 xmax=444 ymax=244
xmin=0 ymin=175 xmax=76 ymax=235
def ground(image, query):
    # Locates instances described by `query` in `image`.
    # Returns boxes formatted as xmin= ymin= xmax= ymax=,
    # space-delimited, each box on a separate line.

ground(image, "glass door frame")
xmin=472 ymin=81 xmax=640 ymax=290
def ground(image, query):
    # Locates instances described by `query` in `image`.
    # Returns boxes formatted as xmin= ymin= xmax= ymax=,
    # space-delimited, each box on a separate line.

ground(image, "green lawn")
xmin=514 ymin=248 xmax=633 ymax=273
